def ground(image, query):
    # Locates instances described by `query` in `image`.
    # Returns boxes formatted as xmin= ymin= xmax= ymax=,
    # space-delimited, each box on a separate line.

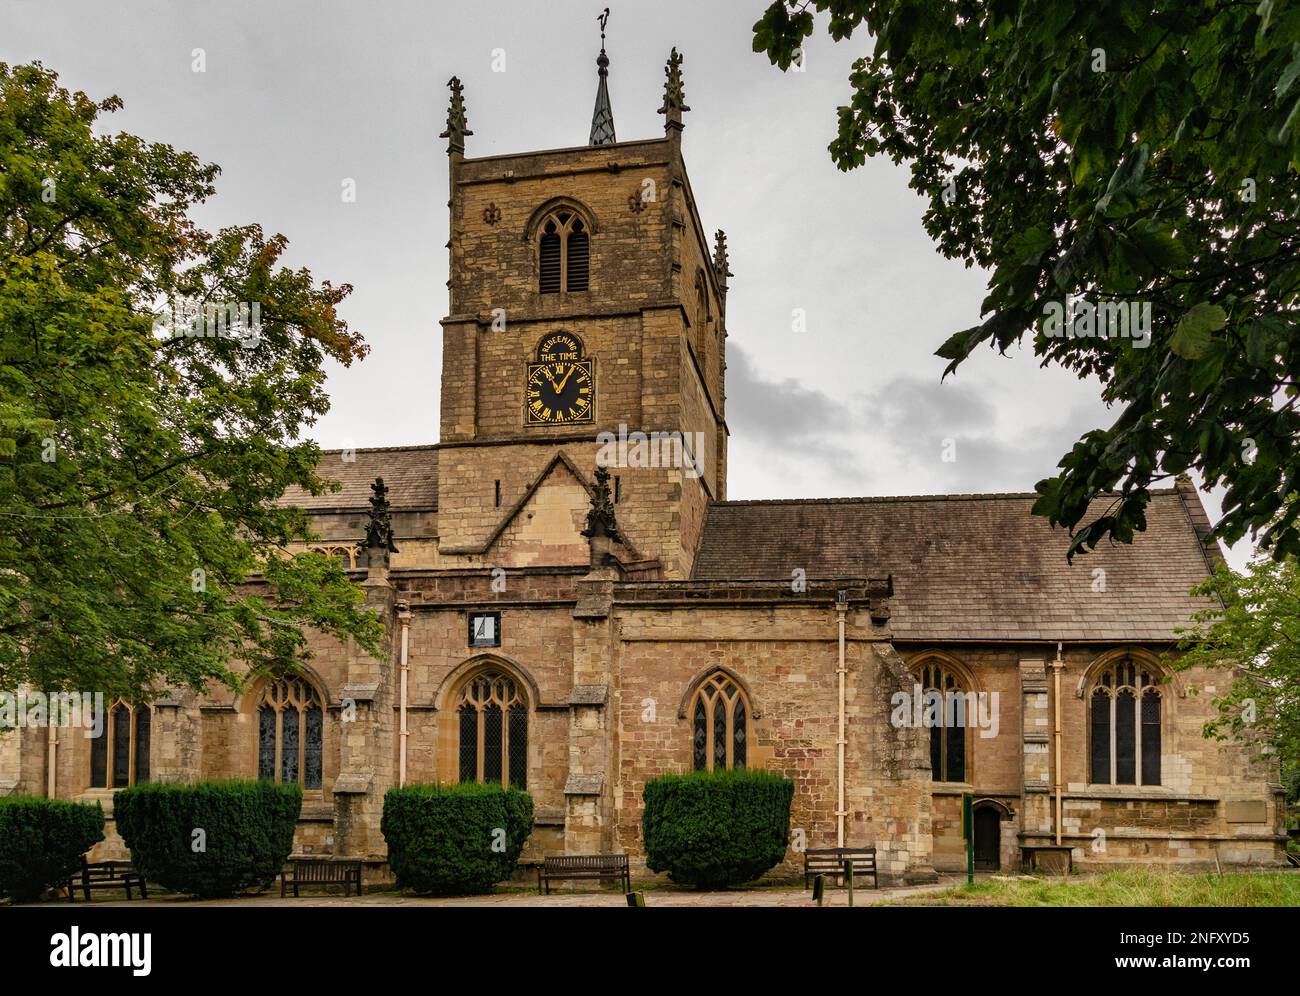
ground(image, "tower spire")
xmin=589 ymin=8 xmax=617 ymax=145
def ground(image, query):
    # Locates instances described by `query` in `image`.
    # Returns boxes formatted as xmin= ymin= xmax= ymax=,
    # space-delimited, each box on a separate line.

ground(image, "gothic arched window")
xmin=310 ymin=545 xmax=357 ymax=569
xmin=90 ymin=701 xmax=150 ymax=788
xmin=690 ymin=672 xmax=749 ymax=771
xmin=1090 ymin=658 xmax=1161 ymax=786
xmin=258 ymin=678 xmax=324 ymax=789
xmin=538 ymin=210 xmax=589 ymax=293
xmin=457 ymin=668 xmax=528 ymax=789
xmin=917 ymin=660 xmax=968 ymax=783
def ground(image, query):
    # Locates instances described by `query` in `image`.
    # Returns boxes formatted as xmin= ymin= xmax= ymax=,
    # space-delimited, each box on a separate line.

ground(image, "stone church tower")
xmin=436 ymin=44 xmax=728 ymax=580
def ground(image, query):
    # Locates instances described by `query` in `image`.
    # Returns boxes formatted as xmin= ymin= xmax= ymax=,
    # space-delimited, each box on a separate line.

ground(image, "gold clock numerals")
xmin=525 ymin=359 xmax=594 ymax=426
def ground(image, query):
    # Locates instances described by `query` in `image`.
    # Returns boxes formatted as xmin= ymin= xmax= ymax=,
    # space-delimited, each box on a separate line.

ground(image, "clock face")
xmin=526 ymin=359 xmax=593 ymax=425
xmin=525 ymin=332 xmax=594 ymax=426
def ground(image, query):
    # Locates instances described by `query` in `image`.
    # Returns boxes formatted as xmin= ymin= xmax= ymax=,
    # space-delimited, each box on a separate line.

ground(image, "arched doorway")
xmin=973 ymin=806 xmax=1001 ymax=870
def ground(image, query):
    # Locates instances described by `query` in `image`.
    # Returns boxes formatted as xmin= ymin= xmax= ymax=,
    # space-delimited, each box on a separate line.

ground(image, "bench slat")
xmin=802 ymin=847 xmax=879 ymax=891
xmin=281 ymin=859 xmax=363 ymax=898
xmin=538 ymin=853 xmax=630 ymax=894
xmin=78 ymin=860 xmax=147 ymax=901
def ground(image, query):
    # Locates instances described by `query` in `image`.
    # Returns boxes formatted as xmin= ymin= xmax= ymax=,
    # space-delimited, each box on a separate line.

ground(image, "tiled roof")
xmin=277 ymin=446 xmax=439 ymax=510
xmin=691 ymin=487 xmax=1221 ymax=643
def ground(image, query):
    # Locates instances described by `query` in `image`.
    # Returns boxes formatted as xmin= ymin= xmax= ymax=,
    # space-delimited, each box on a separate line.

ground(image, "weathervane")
xmin=589 ymin=7 xmax=617 ymax=145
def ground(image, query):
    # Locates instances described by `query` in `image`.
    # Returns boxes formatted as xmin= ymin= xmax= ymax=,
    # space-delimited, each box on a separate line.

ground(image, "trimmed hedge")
xmin=643 ymin=769 xmax=794 ymax=888
xmin=113 ymin=780 xmax=301 ymax=898
xmin=0 ymin=796 xmax=105 ymax=902
xmin=382 ymin=783 xmax=533 ymax=895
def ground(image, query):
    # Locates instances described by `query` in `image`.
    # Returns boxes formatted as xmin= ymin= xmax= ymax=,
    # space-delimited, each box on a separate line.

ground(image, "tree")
xmin=753 ymin=1 xmax=1300 ymax=560
xmin=0 ymin=62 xmax=384 ymax=699
xmin=1170 ymin=554 xmax=1300 ymax=801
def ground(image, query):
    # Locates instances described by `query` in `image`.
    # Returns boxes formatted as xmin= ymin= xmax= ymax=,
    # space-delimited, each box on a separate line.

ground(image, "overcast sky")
xmin=2 ymin=0 xmax=1254 ymax=569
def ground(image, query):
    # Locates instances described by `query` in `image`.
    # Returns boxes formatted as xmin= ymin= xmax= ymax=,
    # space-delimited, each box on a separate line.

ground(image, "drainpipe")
xmin=398 ymin=603 xmax=411 ymax=787
xmin=46 ymin=721 xmax=57 ymax=798
xmin=1052 ymin=642 xmax=1064 ymax=846
xmin=835 ymin=592 xmax=848 ymax=847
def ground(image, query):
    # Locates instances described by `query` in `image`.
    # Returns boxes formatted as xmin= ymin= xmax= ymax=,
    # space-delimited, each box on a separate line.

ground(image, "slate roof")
xmin=277 ymin=445 xmax=439 ymax=511
xmin=691 ymin=488 xmax=1222 ymax=643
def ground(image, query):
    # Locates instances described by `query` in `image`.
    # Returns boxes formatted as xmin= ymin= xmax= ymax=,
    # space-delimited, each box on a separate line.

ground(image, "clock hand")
xmin=540 ymin=366 xmax=558 ymax=388
xmin=555 ymin=365 xmax=576 ymax=393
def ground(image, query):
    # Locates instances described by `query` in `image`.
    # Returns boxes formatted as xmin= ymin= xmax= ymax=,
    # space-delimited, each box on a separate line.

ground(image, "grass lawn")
xmin=882 ymin=868 xmax=1300 ymax=907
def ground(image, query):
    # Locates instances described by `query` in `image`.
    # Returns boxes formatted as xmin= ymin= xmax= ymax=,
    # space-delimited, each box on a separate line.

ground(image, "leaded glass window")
xmin=112 ymin=704 xmax=131 ymax=787
xmin=258 ymin=706 xmax=276 ymax=781
xmin=134 ymin=705 xmax=150 ymax=785
xmin=508 ymin=706 xmax=527 ymax=788
xmin=304 ymin=704 xmax=323 ymax=789
xmin=1089 ymin=658 xmax=1162 ymax=786
xmin=90 ymin=701 xmax=151 ymax=789
xmin=689 ymin=672 xmax=750 ymax=771
xmin=456 ymin=669 xmax=527 ymax=789
xmin=692 ymin=699 xmax=707 ymax=770
xmin=257 ymin=678 xmax=324 ymax=789
xmin=916 ymin=661 xmax=968 ymax=783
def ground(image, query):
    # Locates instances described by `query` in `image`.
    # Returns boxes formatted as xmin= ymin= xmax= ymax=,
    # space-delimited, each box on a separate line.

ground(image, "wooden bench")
xmin=538 ymin=854 xmax=630 ymax=894
xmin=280 ymin=858 xmax=363 ymax=897
xmin=75 ymin=859 xmax=148 ymax=901
xmin=1021 ymin=845 xmax=1073 ymax=875
xmin=804 ymin=847 xmax=878 ymax=890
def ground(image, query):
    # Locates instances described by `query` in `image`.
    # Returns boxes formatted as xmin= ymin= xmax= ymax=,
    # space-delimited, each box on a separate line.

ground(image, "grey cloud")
xmin=725 ymin=344 xmax=868 ymax=476
xmin=861 ymin=373 xmax=1104 ymax=493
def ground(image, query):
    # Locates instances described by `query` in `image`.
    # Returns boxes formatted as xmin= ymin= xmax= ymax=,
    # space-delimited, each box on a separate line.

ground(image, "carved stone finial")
xmin=712 ymin=230 xmax=732 ymax=296
xmin=658 ymin=47 xmax=690 ymax=130
xmin=440 ymin=76 xmax=472 ymax=154
xmin=581 ymin=465 xmax=623 ymax=544
xmin=362 ymin=477 xmax=399 ymax=565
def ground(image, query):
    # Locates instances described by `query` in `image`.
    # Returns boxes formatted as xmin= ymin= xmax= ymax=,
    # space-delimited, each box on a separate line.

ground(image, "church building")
xmin=2 ymin=40 xmax=1285 ymax=883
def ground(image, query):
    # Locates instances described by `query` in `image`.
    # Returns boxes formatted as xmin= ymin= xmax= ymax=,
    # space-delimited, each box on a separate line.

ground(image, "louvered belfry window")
xmin=566 ymin=219 xmax=589 ymax=290
xmin=457 ymin=668 xmax=527 ymax=789
xmin=1089 ymin=658 xmax=1162 ymax=786
xmin=690 ymin=672 xmax=750 ymax=772
xmin=539 ymin=221 xmax=562 ymax=294
xmin=537 ymin=209 xmax=589 ymax=293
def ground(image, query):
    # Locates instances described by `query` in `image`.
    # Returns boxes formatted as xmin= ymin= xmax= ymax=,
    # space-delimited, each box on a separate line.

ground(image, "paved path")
xmin=40 ymin=879 xmax=960 ymax=908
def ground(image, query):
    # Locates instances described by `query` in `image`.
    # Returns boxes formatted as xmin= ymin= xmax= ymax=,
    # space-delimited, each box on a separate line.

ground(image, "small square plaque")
xmin=468 ymin=611 xmax=501 ymax=648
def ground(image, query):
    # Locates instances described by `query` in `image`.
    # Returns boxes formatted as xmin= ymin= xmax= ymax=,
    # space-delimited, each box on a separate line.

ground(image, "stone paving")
xmin=38 ymin=878 xmax=962 ymax=908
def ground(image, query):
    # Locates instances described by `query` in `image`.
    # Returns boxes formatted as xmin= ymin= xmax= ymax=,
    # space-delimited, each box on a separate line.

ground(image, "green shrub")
xmin=642 ymin=768 xmax=794 ymax=888
xmin=0 ymin=796 xmax=105 ymax=902
xmin=382 ymin=783 xmax=533 ymax=895
xmin=113 ymin=780 xmax=301 ymax=898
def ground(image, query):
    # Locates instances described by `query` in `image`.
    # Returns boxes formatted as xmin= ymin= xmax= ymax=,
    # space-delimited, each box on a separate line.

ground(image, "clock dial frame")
xmin=525 ymin=358 xmax=594 ymax=425
xmin=524 ymin=332 xmax=595 ymax=426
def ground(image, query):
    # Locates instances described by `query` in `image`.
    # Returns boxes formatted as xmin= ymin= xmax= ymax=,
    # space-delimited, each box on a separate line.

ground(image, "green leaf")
xmin=1169 ymin=303 xmax=1227 ymax=359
